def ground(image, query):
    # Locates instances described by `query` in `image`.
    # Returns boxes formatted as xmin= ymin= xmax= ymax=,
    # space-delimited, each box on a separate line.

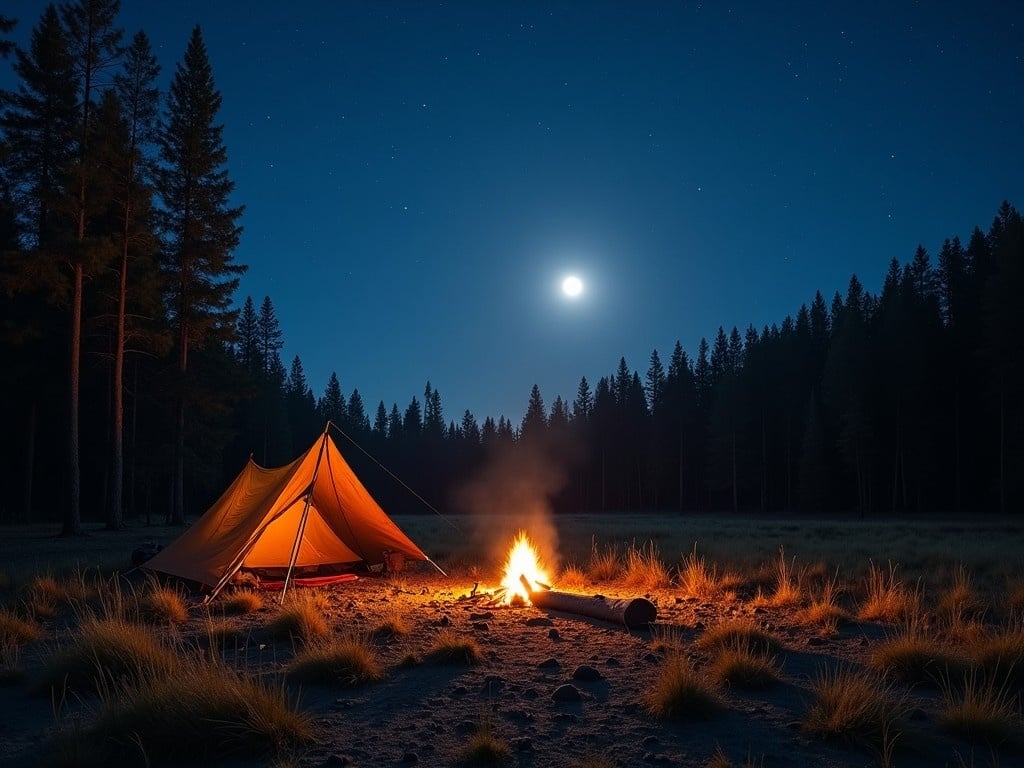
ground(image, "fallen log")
xmin=520 ymin=575 xmax=657 ymax=628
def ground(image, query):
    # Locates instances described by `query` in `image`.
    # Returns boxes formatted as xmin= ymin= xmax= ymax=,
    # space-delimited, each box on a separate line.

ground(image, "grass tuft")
xmin=37 ymin=616 xmax=177 ymax=694
xmin=89 ymin=655 xmax=312 ymax=762
xmin=679 ymin=545 xmax=719 ymax=599
xmin=424 ymin=628 xmax=482 ymax=665
xmin=371 ymin=607 xmax=411 ymax=638
xmin=455 ymin=711 xmax=511 ymax=766
xmin=556 ymin=564 xmax=588 ymax=591
xmin=267 ymin=591 xmax=330 ymax=643
xmin=696 ymin=620 xmax=780 ymax=656
xmin=138 ymin=583 xmax=189 ymax=624
xmin=289 ymin=633 xmax=384 ymax=687
xmin=0 ymin=609 xmax=40 ymax=646
xmin=859 ymin=562 xmax=918 ymax=623
xmin=972 ymin=627 xmax=1024 ymax=689
xmin=710 ymin=639 xmax=780 ymax=689
xmin=643 ymin=652 xmax=721 ymax=720
xmin=623 ymin=541 xmax=672 ymax=590
xmin=869 ymin=627 xmax=966 ymax=686
xmin=650 ymin=623 xmax=688 ymax=655
xmin=939 ymin=669 xmax=1021 ymax=746
xmin=803 ymin=665 xmax=909 ymax=746
xmin=219 ymin=590 xmax=264 ymax=615
xmin=586 ymin=540 xmax=620 ymax=582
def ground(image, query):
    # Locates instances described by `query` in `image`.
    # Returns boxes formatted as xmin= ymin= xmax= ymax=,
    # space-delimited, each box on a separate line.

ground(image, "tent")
xmin=144 ymin=429 xmax=432 ymax=599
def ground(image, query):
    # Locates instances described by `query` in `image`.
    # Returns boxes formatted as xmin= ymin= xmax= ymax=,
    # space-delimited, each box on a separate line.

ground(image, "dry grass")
xmin=288 ymin=633 xmax=384 ymax=686
xmin=0 ymin=609 xmax=40 ymax=645
xmin=219 ymin=590 xmax=265 ymax=615
xmin=799 ymin=569 xmax=851 ymax=632
xmin=622 ymin=541 xmax=672 ymax=590
xmin=37 ymin=615 xmax=178 ymax=694
xmin=869 ymin=631 xmax=966 ymax=686
xmin=137 ymin=583 xmax=189 ymax=624
xmin=556 ymin=564 xmax=588 ymax=591
xmin=765 ymin=547 xmax=803 ymax=607
xmin=424 ymin=628 xmax=482 ymax=665
xmin=803 ymin=665 xmax=909 ymax=746
xmin=939 ymin=669 xmax=1021 ymax=746
xmin=696 ymin=620 xmax=780 ymax=656
xmin=268 ymin=591 xmax=330 ymax=643
xmin=937 ymin=566 xmax=988 ymax=625
xmin=858 ymin=562 xmax=919 ymax=623
xmin=89 ymin=655 xmax=312 ymax=763
xmin=650 ymin=623 xmax=688 ymax=655
xmin=679 ymin=545 xmax=719 ymax=599
xmin=710 ymin=639 xmax=780 ymax=689
xmin=572 ymin=753 xmax=618 ymax=768
xmin=1006 ymin=582 xmax=1024 ymax=617
xmin=455 ymin=711 xmax=511 ymax=766
xmin=643 ymin=652 xmax=722 ymax=720
xmin=706 ymin=746 xmax=764 ymax=768
xmin=972 ymin=627 xmax=1024 ymax=689
xmin=586 ymin=540 xmax=620 ymax=582
xmin=203 ymin=616 xmax=245 ymax=650
xmin=371 ymin=607 xmax=411 ymax=638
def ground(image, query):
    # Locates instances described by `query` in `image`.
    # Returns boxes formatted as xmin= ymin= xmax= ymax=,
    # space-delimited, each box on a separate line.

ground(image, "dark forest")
xmin=1 ymin=6 xmax=1022 ymax=533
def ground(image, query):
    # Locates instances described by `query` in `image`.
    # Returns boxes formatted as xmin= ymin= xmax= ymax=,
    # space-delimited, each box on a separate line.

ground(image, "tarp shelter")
xmin=144 ymin=430 xmax=430 ymax=599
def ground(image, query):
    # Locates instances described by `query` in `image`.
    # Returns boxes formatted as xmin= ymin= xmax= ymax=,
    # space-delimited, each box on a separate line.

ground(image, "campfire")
xmin=492 ymin=531 xmax=657 ymax=628
xmin=500 ymin=531 xmax=551 ymax=604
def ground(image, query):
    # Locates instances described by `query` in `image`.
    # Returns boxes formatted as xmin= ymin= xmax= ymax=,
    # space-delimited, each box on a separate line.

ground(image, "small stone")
xmin=451 ymin=685 xmax=468 ymax=696
xmin=643 ymin=652 xmax=660 ymax=664
xmin=674 ymin=596 xmax=684 ymax=604
xmin=754 ymin=606 xmax=768 ymax=615
xmin=470 ymin=611 xmax=493 ymax=620
xmin=538 ymin=657 xmax=560 ymax=669
xmin=523 ymin=687 xmax=540 ymax=699
xmin=552 ymin=683 xmax=583 ymax=702
xmin=455 ymin=720 xmax=477 ymax=734
xmin=910 ymin=707 xmax=929 ymax=722
xmin=401 ymin=752 xmax=418 ymax=763
xmin=807 ymin=636 xmax=827 ymax=647
xmin=605 ymin=657 xmax=620 ymax=666
xmin=325 ymin=756 xmax=353 ymax=766
xmin=511 ymin=737 xmax=534 ymax=751
xmin=434 ymin=616 xmax=452 ymax=627
xmin=693 ymin=621 xmax=705 ymax=631
xmin=571 ymin=664 xmax=604 ymax=682
xmin=552 ymin=712 xmax=578 ymax=723
xmin=860 ymin=636 xmax=869 ymax=647
xmin=641 ymin=735 xmax=659 ymax=746
xmin=548 ymin=628 xmax=560 ymax=640
xmin=526 ymin=616 xmax=554 ymax=627
xmin=473 ymin=622 xmax=490 ymax=631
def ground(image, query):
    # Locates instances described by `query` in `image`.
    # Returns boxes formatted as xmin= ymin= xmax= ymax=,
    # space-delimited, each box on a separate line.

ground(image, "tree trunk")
xmin=108 ymin=213 xmax=130 ymax=531
xmin=172 ymin=321 xmax=188 ymax=525
xmin=63 ymin=262 xmax=83 ymax=537
xmin=22 ymin=400 xmax=36 ymax=521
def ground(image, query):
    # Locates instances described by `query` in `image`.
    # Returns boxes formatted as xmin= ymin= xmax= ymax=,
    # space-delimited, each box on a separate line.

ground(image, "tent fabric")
xmin=144 ymin=432 xmax=428 ymax=589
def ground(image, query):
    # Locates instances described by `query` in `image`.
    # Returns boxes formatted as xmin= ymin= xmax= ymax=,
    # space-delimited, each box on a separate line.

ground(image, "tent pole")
xmin=426 ymin=558 xmax=448 ymax=577
xmin=280 ymin=425 xmax=330 ymax=603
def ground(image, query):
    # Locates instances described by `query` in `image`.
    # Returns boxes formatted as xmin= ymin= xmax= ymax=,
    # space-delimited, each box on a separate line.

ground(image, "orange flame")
xmin=501 ymin=531 xmax=551 ymax=604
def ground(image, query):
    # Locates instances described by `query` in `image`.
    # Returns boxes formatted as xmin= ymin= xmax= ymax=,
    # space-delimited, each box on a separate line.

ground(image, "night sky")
xmin=3 ymin=1 xmax=1023 ymax=425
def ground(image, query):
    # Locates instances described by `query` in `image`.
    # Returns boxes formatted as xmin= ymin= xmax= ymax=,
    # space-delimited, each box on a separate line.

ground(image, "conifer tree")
xmin=236 ymin=296 xmax=258 ymax=373
xmin=0 ymin=15 xmax=17 ymax=58
xmin=373 ymin=401 xmax=388 ymax=436
xmin=105 ymin=28 xmax=160 ymax=528
xmin=572 ymin=376 xmax=592 ymax=422
xmin=521 ymin=384 xmax=547 ymax=439
xmin=318 ymin=372 xmax=345 ymax=425
xmin=257 ymin=294 xmax=282 ymax=377
xmin=157 ymin=26 xmax=244 ymax=523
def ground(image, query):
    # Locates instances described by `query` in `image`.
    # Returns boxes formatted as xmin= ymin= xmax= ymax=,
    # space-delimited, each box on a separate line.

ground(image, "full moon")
xmin=561 ymin=275 xmax=583 ymax=298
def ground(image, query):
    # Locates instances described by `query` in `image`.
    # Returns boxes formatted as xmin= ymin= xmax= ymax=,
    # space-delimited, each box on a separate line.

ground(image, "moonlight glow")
xmin=561 ymin=275 xmax=583 ymax=298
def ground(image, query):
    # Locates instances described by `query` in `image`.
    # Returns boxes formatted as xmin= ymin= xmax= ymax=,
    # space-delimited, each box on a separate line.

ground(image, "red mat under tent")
xmin=258 ymin=573 xmax=359 ymax=590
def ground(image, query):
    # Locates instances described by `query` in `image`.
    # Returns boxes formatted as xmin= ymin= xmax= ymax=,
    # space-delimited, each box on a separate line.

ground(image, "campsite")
xmin=2 ymin=495 xmax=1023 ymax=767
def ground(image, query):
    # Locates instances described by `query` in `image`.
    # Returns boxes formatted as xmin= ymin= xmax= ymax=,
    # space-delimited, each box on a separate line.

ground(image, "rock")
xmin=451 ymin=685 xmax=468 ymax=696
xmin=807 ymin=636 xmax=827 ymax=647
xmin=693 ymin=621 xmax=705 ymax=631
xmin=401 ymin=752 xmax=418 ymax=763
xmin=455 ymin=720 xmax=477 ymax=734
xmin=754 ymin=607 xmax=768 ymax=615
xmin=472 ymin=622 xmax=490 ymax=631
xmin=434 ymin=615 xmax=452 ymax=627
xmin=511 ymin=737 xmax=534 ymax=751
xmin=641 ymin=735 xmax=660 ymax=746
xmin=526 ymin=616 xmax=554 ymax=627
xmin=571 ymin=664 xmax=604 ymax=682
xmin=538 ymin=657 xmax=561 ymax=669
xmin=469 ymin=611 xmax=493 ymax=620
xmin=643 ymin=753 xmax=673 ymax=763
xmin=643 ymin=652 xmax=661 ymax=664
xmin=860 ymin=636 xmax=869 ymax=647
xmin=523 ymin=687 xmax=540 ymax=699
xmin=552 ymin=712 xmax=578 ymax=723
xmin=325 ymin=756 xmax=353 ymax=766
xmin=548 ymin=628 xmax=560 ymax=640
xmin=605 ymin=657 xmax=620 ymax=666
xmin=551 ymin=683 xmax=583 ymax=702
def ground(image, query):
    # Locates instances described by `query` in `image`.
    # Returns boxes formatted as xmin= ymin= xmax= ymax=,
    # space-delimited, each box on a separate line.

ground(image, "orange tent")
xmin=145 ymin=430 xmax=430 ymax=598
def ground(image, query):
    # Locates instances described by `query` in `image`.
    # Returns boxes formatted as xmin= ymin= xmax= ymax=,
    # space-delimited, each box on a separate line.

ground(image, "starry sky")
xmin=3 ymin=1 xmax=1023 ymax=425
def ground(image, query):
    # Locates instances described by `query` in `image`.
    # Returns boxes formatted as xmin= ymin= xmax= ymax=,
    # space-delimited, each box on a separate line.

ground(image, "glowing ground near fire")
xmin=0 ymin=513 xmax=1022 ymax=768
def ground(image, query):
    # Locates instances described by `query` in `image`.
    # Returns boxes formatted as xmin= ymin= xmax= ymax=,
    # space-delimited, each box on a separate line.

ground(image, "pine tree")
xmin=348 ymin=389 xmax=368 ymax=433
xmin=157 ymin=26 xmax=244 ymax=523
xmin=403 ymin=396 xmax=422 ymax=436
xmin=461 ymin=409 xmax=480 ymax=443
xmin=572 ymin=376 xmax=592 ymax=422
xmin=645 ymin=348 xmax=665 ymax=416
xmin=0 ymin=15 xmax=17 ymax=58
xmin=318 ymin=372 xmax=345 ymax=425
xmin=373 ymin=400 xmax=388 ymax=436
xmin=388 ymin=403 xmax=402 ymax=439
xmin=236 ymin=296 xmax=258 ymax=374
xmin=521 ymin=384 xmax=547 ymax=439
xmin=105 ymin=29 xmax=160 ymax=528
xmin=257 ymin=295 xmax=282 ymax=377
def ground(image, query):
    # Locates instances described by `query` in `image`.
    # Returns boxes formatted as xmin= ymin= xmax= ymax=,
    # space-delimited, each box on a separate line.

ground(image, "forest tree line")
xmin=1 ymin=4 xmax=1022 ymax=532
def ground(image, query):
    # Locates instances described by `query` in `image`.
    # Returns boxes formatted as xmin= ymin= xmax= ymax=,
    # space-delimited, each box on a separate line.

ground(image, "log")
xmin=520 ymin=575 xmax=657 ymax=628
